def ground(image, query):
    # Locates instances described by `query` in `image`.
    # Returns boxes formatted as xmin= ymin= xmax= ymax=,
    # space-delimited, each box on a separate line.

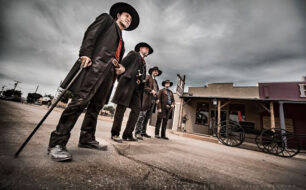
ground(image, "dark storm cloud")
xmin=0 ymin=0 xmax=306 ymax=97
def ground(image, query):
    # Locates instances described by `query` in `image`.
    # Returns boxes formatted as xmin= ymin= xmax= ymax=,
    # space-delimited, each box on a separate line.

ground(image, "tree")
xmin=103 ymin=105 xmax=115 ymax=115
xmin=3 ymin=89 xmax=22 ymax=97
xmin=44 ymin=94 xmax=54 ymax=99
xmin=27 ymin=93 xmax=43 ymax=103
xmin=59 ymin=90 xmax=73 ymax=103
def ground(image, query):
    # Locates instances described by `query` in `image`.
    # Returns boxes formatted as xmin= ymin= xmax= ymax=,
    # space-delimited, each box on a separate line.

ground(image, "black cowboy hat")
xmin=162 ymin=80 xmax=173 ymax=87
xmin=110 ymin=2 xmax=140 ymax=31
xmin=134 ymin=42 xmax=154 ymax=55
xmin=149 ymin=66 xmax=162 ymax=76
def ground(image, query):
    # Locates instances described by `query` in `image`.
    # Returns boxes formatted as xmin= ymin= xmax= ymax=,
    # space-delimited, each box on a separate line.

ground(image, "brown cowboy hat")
xmin=110 ymin=2 xmax=140 ymax=31
xmin=134 ymin=42 xmax=154 ymax=55
xmin=162 ymin=80 xmax=173 ymax=87
xmin=148 ymin=66 xmax=162 ymax=76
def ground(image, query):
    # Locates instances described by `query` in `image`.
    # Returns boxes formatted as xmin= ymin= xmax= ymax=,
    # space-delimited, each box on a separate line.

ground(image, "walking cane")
xmin=14 ymin=66 xmax=84 ymax=158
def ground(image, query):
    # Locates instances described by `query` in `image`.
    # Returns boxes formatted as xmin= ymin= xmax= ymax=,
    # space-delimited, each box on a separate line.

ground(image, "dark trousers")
xmin=135 ymin=102 xmax=154 ymax=135
xmin=49 ymin=69 xmax=114 ymax=148
xmin=155 ymin=109 xmax=169 ymax=137
xmin=111 ymin=89 xmax=141 ymax=138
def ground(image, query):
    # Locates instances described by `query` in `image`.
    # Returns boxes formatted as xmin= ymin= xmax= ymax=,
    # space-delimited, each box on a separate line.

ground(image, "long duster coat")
xmin=142 ymin=75 xmax=159 ymax=111
xmin=60 ymin=13 xmax=125 ymax=104
xmin=157 ymin=88 xmax=175 ymax=119
xmin=112 ymin=51 xmax=146 ymax=108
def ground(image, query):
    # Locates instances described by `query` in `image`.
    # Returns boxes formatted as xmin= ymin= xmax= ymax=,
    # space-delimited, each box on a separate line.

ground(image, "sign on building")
xmin=176 ymin=74 xmax=185 ymax=97
xmin=298 ymin=84 xmax=306 ymax=97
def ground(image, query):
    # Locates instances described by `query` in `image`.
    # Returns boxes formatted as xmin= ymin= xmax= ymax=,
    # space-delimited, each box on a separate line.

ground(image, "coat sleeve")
xmin=144 ymin=75 xmax=153 ymax=93
xmin=157 ymin=90 xmax=162 ymax=110
xmin=79 ymin=13 xmax=112 ymax=59
xmin=119 ymin=51 xmax=139 ymax=78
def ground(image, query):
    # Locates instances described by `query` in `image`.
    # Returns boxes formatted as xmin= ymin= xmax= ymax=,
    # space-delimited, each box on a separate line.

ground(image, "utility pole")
xmin=35 ymin=85 xmax=39 ymax=94
xmin=1 ymin=85 xmax=6 ymax=96
xmin=54 ymin=80 xmax=62 ymax=99
xmin=12 ymin=80 xmax=21 ymax=96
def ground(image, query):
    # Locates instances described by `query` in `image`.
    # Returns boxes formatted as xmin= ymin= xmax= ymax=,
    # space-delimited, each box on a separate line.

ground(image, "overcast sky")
xmin=0 ymin=0 xmax=305 ymax=100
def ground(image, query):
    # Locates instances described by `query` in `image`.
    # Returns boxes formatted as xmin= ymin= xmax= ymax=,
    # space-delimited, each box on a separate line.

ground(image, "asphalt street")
xmin=0 ymin=100 xmax=305 ymax=190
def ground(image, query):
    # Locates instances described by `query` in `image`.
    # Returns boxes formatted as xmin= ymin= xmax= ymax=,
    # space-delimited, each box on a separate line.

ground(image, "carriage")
xmin=215 ymin=121 xmax=302 ymax=157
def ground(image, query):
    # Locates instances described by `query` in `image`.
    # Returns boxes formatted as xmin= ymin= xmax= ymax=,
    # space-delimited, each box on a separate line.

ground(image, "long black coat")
xmin=157 ymin=88 xmax=175 ymax=119
xmin=61 ymin=13 xmax=125 ymax=104
xmin=142 ymin=75 xmax=159 ymax=111
xmin=112 ymin=51 xmax=146 ymax=108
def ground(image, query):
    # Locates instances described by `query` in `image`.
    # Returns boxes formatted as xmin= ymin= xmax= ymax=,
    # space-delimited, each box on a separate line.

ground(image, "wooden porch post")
xmin=270 ymin=101 xmax=275 ymax=129
xmin=178 ymin=98 xmax=184 ymax=131
xmin=217 ymin=99 xmax=221 ymax=133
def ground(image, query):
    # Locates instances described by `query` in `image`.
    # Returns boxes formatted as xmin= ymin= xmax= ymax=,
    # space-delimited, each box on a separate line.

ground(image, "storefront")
xmin=259 ymin=77 xmax=306 ymax=149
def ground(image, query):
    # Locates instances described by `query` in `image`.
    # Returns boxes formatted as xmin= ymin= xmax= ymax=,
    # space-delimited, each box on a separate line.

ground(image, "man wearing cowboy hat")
xmin=134 ymin=66 xmax=162 ymax=140
xmin=155 ymin=80 xmax=175 ymax=140
xmin=111 ymin=42 xmax=153 ymax=142
xmin=48 ymin=2 xmax=140 ymax=162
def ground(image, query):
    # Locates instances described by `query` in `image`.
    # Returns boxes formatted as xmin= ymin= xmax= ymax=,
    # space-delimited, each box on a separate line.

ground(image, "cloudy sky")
xmin=0 ymin=0 xmax=305 ymax=99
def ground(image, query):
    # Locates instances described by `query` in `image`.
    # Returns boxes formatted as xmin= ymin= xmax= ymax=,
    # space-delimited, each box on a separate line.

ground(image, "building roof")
xmin=181 ymin=94 xmax=306 ymax=103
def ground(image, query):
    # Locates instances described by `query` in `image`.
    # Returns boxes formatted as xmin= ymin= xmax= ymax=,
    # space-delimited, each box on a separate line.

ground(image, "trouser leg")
xmin=79 ymin=71 xmax=114 ymax=144
xmin=141 ymin=105 xmax=153 ymax=135
xmin=161 ymin=118 xmax=169 ymax=137
xmin=49 ymin=96 xmax=89 ymax=148
xmin=155 ymin=114 xmax=162 ymax=136
xmin=135 ymin=111 xmax=146 ymax=135
xmin=111 ymin=104 xmax=127 ymax=136
xmin=123 ymin=90 xmax=141 ymax=138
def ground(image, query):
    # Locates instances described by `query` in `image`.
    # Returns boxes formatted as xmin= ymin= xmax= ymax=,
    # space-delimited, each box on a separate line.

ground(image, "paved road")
xmin=0 ymin=100 xmax=305 ymax=190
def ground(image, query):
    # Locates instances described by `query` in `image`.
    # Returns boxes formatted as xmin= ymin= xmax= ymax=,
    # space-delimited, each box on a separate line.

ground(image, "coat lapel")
xmin=114 ymin=21 xmax=122 ymax=39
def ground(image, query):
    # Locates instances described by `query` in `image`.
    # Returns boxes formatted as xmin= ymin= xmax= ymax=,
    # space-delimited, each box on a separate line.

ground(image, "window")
xmin=229 ymin=104 xmax=246 ymax=123
xmin=195 ymin=102 xmax=209 ymax=125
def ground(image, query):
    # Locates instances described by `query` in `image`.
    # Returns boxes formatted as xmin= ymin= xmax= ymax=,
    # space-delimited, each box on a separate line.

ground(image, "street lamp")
xmin=212 ymin=98 xmax=218 ymax=107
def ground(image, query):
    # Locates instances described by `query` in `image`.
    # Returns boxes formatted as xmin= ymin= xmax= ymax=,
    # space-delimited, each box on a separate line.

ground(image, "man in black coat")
xmin=134 ymin=66 xmax=162 ymax=140
xmin=155 ymin=80 xmax=175 ymax=140
xmin=111 ymin=42 xmax=153 ymax=142
xmin=48 ymin=2 xmax=139 ymax=162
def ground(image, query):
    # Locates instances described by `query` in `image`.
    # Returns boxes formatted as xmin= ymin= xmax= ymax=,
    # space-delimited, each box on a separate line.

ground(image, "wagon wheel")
xmin=258 ymin=129 xmax=300 ymax=157
xmin=256 ymin=129 xmax=276 ymax=153
xmin=217 ymin=122 xmax=245 ymax=147
xmin=276 ymin=131 xmax=300 ymax=158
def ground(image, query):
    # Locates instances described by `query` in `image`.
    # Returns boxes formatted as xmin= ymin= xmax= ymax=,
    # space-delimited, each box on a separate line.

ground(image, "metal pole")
xmin=35 ymin=85 xmax=39 ymax=94
xmin=14 ymin=67 xmax=83 ymax=158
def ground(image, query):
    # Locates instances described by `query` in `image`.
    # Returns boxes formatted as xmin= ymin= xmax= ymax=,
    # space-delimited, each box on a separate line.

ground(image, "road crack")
xmin=112 ymin=144 xmax=210 ymax=188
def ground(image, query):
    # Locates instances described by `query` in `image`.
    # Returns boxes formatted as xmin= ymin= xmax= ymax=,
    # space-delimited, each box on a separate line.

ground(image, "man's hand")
xmin=151 ymin=90 xmax=156 ymax=95
xmin=80 ymin=56 xmax=92 ymax=68
xmin=156 ymin=100 xmax=159 ymax=104
xmin=157 ymin=109 xmax=162 ymax=113
xmin=115 ymin=64 xmax=125 ymax=75
xmin=171 ymin=104 xmax=175 ymax=108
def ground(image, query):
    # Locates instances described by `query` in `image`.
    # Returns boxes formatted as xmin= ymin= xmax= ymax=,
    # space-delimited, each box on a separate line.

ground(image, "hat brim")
xmin=110 ymin=2 xmax=139 ymax=31
xmin=135 ymin=42 xmax=154 ymax=55
xmin=162 ymin=81 xmax=173 ymax=87
xmin=149 ymin=68 xmax=162 ymax=76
